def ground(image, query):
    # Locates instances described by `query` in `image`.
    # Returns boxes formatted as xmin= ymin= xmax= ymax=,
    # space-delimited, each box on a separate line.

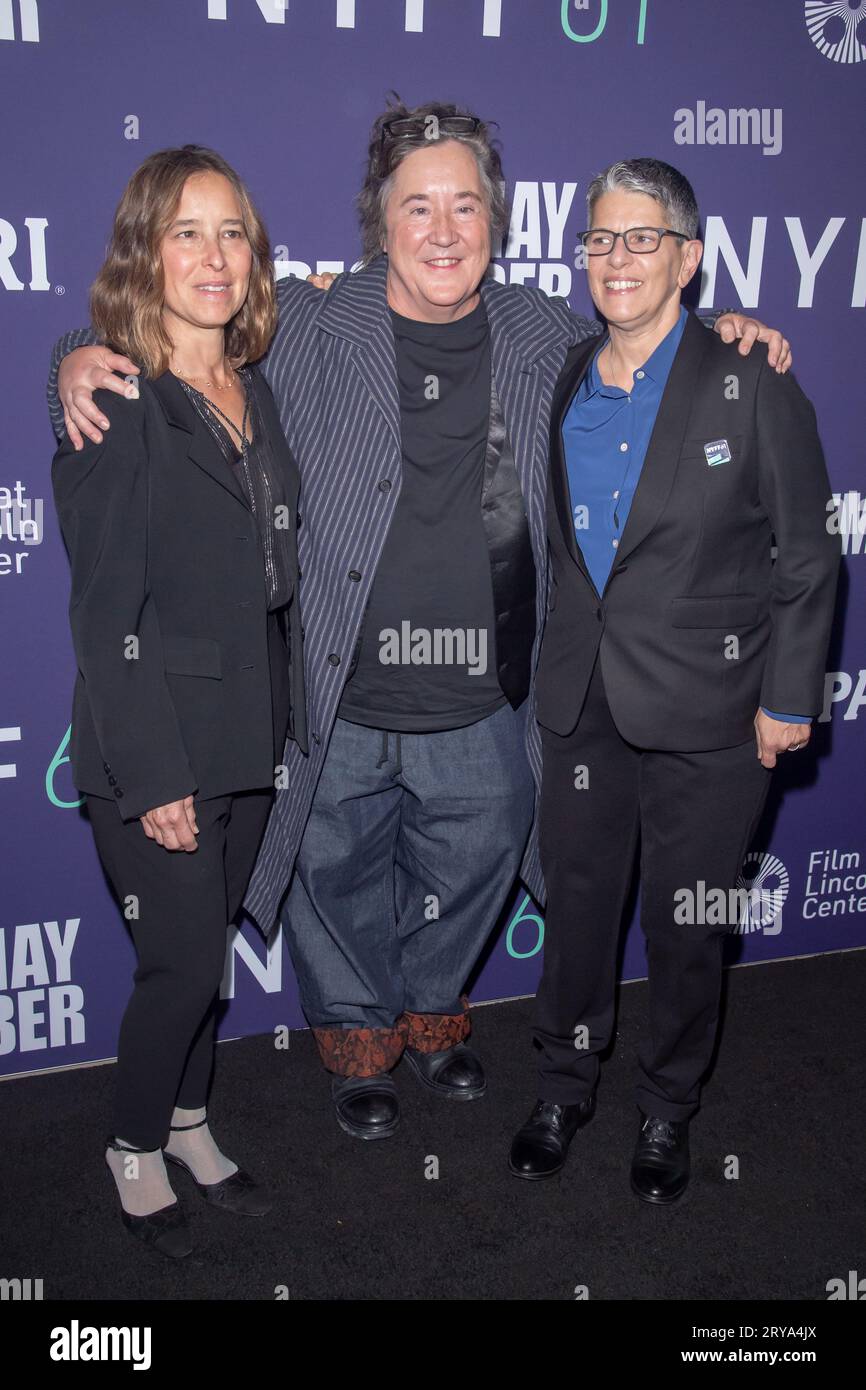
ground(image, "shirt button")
xmin=348 ymin=570 xmax=361 ymax=582
xmin=619 ymin=442 xmax=628 ymax=453
xmin=328 ymin=653 xmax=341 ymax=666
xmin=635 ymin=370 xmax=645 ymax=380
xmin=613 ymin=490 xmax=620 ymax=499
xmin=612 ymin=539 xmax=619 ymax=548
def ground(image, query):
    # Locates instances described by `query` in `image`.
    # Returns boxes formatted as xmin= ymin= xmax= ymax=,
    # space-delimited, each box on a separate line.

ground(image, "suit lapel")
xmin=350 ymin=321 xmax=402 ymax=455
xmin=548 ymin=335 xmax=603 ymax=586
xmin=481 ymin=275 xmax=576 ymax=578
xmin=486 ymin=322 xmax=542 ymax=515
xmin=615 ymin=309 xmax=709 ymax=567
xmin=318 ymin=255 xmax=401 ymax=454
xmin=149 ymin=372 xmax=249 ymax=509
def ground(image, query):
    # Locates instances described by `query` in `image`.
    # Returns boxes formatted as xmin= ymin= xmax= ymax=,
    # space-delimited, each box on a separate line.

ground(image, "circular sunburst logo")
xmin=734 ymin=852 xmax=790 ymax=933
xmin=805 ymin=1 xmax=866 ymax=63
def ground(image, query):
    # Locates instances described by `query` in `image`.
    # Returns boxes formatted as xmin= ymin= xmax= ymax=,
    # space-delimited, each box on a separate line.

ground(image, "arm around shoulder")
xmin=47 ymin=327 xmax=101 ymax=439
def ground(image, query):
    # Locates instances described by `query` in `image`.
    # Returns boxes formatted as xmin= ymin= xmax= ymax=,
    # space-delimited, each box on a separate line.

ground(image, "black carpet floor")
xmin=1 ymin=951 xmax=863 ymax=1302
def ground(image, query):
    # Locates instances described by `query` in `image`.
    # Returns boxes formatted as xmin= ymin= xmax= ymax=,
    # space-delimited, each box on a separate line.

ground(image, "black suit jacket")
xmin=51 ymin=364 xmax=307 ymax=821
xmin=536 ymin=310 xmax=840 ymax=750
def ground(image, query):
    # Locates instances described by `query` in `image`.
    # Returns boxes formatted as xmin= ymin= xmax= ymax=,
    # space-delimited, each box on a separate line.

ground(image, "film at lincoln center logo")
xmin=733 ymin=853 xmax=790 ymax=934
xmin=805 ymin=1 xmax=866 ymax=62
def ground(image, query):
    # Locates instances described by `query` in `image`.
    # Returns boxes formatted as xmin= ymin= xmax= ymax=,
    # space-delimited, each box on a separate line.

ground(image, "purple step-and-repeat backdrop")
xmin=1 ymin=1 xmax=864 ymax=1078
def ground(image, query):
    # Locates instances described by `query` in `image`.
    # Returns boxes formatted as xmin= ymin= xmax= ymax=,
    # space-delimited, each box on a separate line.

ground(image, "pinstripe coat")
xmin=242 ymin=255 xmax=600 ymax=932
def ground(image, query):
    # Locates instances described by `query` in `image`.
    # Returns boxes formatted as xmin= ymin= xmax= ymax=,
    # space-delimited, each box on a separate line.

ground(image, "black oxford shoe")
xmin=403 ymin=1042 xmax=487 ymax=1100
xmin=508 ymin=1094 xmax=596 ymax=1180
xmin=332 ymin=1073 xmax=400 ymax=1140
xmin=630 ymin=1113 xmax=690 ymax=1204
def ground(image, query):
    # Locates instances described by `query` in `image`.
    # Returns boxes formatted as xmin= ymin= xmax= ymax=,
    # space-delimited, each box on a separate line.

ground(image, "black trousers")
xmin=85 ymin=609 xmax=290 ymax=1150
xmin=535 ymin=655 xmax=771 ymax=1122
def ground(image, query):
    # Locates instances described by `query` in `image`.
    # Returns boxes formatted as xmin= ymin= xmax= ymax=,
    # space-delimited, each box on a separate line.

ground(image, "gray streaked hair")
xmin=357 ymin=96 xmax=509 ymax=265
xmin=586 ymin=158 xmax=700 ymax=239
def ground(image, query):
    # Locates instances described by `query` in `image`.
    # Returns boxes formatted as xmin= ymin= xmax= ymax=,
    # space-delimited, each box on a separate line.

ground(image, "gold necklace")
xmin=173 ymin=361 xmax=237 ymax=391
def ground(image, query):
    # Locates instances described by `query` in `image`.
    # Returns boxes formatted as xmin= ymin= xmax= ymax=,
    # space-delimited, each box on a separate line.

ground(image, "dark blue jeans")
xmin=280 ymin=701 xmax=534 ymax=1076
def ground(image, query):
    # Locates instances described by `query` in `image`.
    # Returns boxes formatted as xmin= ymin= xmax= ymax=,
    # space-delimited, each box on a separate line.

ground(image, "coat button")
xmin=348 ymin=570 xmax=361 ymax=582
xmin=113 ymin=787 xmax=124 ymax=798
xmin=108 ymin=775 xmax=117 ymax=786
xmin=596 ymin=608 xmax=603 ymax=621
xmin=378 ymin=479 xmax=392 ymax=492
xmin=328 ymin=653 xmax=341 ymax=666
xmin=103 ymin=762 xmax=111 ymax=773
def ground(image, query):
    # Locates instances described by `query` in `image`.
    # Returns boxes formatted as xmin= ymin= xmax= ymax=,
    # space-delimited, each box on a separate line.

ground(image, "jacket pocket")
xmin=669 ymin=595 xmax=759 ymax=628
xmin=678 ymin=433 xmax=749 ymax=463
xmin=162 ymin=635 xmax=222 ymax=679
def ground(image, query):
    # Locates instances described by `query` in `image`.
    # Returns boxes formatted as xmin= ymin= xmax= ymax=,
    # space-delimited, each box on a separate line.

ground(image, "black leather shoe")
xmin=630 ymin=1113 xmax=690 ymax=1204
xmin=332 ymin=1073 xmax=400 ymax=1140
xmin=508 ymin=1094 xmax=596 ymax=1180
xmin=403 ymin=1042 xmax=486 ymax=1100
xmin=105 ymin=1137 xmax=192 ymax=1259
xmin=163 ymin=1153 xmax=272 ymax=1216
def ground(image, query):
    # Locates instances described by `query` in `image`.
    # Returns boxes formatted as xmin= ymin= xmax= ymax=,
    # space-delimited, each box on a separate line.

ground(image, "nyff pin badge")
xmin=704 ymin=438 xmax=732 ymax=467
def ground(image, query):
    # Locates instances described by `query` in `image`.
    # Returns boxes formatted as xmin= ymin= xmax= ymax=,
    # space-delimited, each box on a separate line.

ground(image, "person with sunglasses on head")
xmin=47 ymin=106 xmax=790 ymax=1146
xmin=50 ymin=146 xmax=305 ymax=1257
xmin=508 ymin=159 xmax=839 ymax=1202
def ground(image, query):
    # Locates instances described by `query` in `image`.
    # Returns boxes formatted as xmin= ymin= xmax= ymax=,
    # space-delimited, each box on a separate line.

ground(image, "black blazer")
xmin=51 ymin=364 xmax=307 ymax=821
xmin=536 ymin=310 xmax=840 ymax=750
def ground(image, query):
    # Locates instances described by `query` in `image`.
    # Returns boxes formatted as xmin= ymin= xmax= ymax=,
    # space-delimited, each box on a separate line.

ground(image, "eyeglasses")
xmin=380 ymin=114 xmax=481 ymax=145
xmin=578 ymin=227 xmax=689 ymax=255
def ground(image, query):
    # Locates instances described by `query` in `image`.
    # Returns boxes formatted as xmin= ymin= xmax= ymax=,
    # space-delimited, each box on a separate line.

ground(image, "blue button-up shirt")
xmin=562 ymin=305 xmax=807 ymax=724
xmin=564 ymin=304 xmax=686 ymax=598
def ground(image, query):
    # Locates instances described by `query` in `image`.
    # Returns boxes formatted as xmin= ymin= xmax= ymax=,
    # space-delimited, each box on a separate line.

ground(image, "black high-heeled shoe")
xmin=163 ymin=1117 xmax=272 ymax=1217
xmin=105 ymin=1136 xmax=192 ymax=1259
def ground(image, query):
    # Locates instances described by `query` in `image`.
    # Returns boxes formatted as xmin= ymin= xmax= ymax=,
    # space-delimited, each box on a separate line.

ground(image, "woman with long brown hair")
xmin=51 ymin=146 xmax=305 ymax=1258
